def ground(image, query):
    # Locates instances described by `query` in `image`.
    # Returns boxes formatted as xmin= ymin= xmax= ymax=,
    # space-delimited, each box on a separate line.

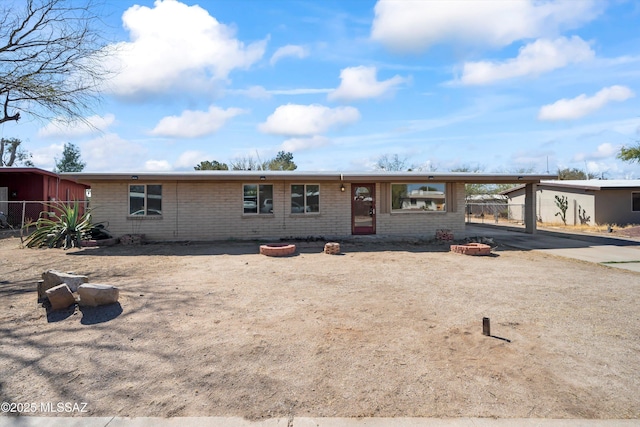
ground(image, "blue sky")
xmin=4 ymin=0 xmax=640 ymax=177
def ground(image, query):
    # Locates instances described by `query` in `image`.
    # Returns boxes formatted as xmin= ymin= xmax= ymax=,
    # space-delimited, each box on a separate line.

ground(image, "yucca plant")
xmin=24 ymin=201 xmax=92 ymax=249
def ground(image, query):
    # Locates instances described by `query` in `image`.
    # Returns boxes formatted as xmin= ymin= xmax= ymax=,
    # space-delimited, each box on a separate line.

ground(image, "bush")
xmin=23 ymin=201 xmax=92 ymax=249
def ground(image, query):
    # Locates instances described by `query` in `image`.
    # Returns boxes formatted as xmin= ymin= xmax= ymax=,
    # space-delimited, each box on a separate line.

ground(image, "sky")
xmin=3 ymin=0 xmax=640 ymax=178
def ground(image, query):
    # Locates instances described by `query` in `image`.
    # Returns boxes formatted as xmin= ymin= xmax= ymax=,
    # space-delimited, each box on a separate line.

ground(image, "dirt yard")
xmin=0 ymin=236 xmax=638 ymax=420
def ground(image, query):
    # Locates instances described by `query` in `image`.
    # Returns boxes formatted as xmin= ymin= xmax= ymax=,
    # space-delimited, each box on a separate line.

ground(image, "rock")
xmin=78 ymin=284 xmax=120 ymax=307
xmin=42 ymin=269 xmax=88 ymax=293
xmin=45 ymin=284 xmax=76 ymax=310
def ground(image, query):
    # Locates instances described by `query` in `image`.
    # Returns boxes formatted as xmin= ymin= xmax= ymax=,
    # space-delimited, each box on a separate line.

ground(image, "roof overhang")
xmin=61 ymin=171 xmax=557 ymax=185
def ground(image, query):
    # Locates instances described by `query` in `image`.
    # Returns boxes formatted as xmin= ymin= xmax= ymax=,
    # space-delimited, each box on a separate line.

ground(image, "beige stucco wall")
xmin=508 ymin=186 xmax=596 ymax=225
xmin=89 ymin=180 xmax=467 ymax=241
xmin=595 ymin=189 xmax=640 ymax=225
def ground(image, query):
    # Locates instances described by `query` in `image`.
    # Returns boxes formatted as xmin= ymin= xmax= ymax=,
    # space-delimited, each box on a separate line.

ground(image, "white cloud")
xmin=150 ymin=106 xmax=247 ymax=138
xmin=106 ymin=0 xmax=267 ymax=97
xmin=328 ymin=66 xmax=408 ymax=101
xmin=538 ymin=86 xmax=635 ymax=121
xmin=458 ymin=37 xmax=594 ymax=85
xmin=174 ymin=150 xmax=209 ymax=169
xmin=572 ymin=143 xmax=619 ymax=162
xmin=226 ymin=85 xmax=332 ymax=99
xmin=281 ymin=135 xmax=331 ymax=152
xmin=259 ymin=104 xmax=360 ymax=136
xmin=270 ymin=45 xmax=308 ymax=66
xmin=83 ymin=133 xmax=147 ymax=171
xmin=144 ymin=160 xmax=172 ymax=171
xmin=37 ymin=114 xmax=116 ymax=138
xmin=371 ymin=0 xmax=600 ymax=53
xmin=31 ymin=143 xmax=65 ymax=170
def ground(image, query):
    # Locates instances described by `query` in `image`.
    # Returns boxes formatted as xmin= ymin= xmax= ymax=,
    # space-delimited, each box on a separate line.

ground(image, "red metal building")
xmin=0 ymin=167 xmax=89 ymax=226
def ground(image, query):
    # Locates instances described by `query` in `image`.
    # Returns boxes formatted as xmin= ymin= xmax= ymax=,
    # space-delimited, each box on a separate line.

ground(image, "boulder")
xmin=78 ymin=284 xmax=120 ymax=307
xmin=45 ymin=284 xmax=76 ymax=310
xmin=42 ymin=270 xmax=88 ymax=292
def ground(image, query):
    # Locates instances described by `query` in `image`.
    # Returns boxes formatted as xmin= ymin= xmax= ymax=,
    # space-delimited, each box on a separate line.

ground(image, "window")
xmin=129 ymin=184 xmax=162 ymax=216
xmin=291 ymin=184 xmax=319 ymax=213
xmin=633 ymin=192 xmax=640 ymax=212
xmin=243 ymin=184 xmax=273 ymax=214
xmin=391 ymin=183 xmax=446 ymax=212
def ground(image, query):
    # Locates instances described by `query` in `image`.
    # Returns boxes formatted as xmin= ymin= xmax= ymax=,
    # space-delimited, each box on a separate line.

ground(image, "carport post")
xmin=524 ymin=183 xmax=537 ymax=234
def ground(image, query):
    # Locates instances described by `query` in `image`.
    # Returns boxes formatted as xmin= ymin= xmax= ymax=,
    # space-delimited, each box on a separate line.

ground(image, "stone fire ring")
xmin=260 ymin=243 xmax=297 ymax=257
xmin=450 ymin=242 xmax=492 ymax=256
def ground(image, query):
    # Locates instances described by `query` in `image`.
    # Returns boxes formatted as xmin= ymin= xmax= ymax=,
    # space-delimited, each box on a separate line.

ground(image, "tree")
xmin=554 ymin=195 xmax=568 ymax=225
xmin=0 ymin=0 xmax=111 ymax=125
xmin=194 ymin=160 xmax=229 ymax=170
xmin=617 ymin=144 xmax=640 ymax=164
xmin=375 ymin=154 xmax=409 ymax=171
xmin=230 ymin=155 xmax=266 ymax=171
xmin=0 ymin=137 xmax=33 ymax=166
xmin=265 ymin=151 xmax=297 ymax=171
xmin=450 ymin=165 xmax=489 ymax=197
xmin=557 ymin=168 xmax=595 ymax=180
xmin=55 ymin=142 xmax=85 ymax=172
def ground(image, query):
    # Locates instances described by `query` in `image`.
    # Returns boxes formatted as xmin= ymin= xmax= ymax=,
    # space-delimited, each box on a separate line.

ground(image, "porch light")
xmin=131 ymin=175 xmax=138 ymax=180
xmin=340 ymin=183 xmax=345 ymax=192
xmin=428 ymin=175 xmax=434 ymax=180
xmin=260 ymin=176 xmax=266 ymax=181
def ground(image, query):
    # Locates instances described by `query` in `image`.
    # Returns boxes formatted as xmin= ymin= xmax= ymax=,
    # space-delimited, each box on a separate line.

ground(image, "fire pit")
xmin=450 ymin=242 xmax=492 ymax=256
xmin=260 ymin=243 xmax=296 ymax=257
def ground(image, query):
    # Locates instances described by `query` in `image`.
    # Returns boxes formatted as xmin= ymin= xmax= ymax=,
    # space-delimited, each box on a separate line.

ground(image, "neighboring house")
xmin=62 ymin=171 xmax=552 ymax=241
xmin=502 ymin=180 xmax=640 ymax=226
xmin=0 ymin=167 xmax=90 ymax=225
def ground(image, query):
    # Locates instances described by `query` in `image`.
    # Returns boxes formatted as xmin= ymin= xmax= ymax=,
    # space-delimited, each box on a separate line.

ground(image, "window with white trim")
xmin=243 ymin=184 xmax=273 ymax=214
xmin=391 ymin=183 xmax=446 ymax=212
xmin=632 ymin=192 xmax=640 ymax=212
xmin=291 ymin=184 xmax=319 ymax=213
xmin=129 ymin=184 xmax=162 ymax=216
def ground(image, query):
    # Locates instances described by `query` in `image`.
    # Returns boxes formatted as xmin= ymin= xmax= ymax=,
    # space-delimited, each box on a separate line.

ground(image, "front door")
xmin=352 ymin=184 xmax=375 ymax=235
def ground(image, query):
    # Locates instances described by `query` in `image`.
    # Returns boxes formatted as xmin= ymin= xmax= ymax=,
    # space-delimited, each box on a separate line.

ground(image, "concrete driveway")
xmin=465 ymin=224 xmax=640 ymax=273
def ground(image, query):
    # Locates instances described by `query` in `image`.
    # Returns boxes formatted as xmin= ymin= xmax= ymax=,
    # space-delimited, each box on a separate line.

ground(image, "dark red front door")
xmin=352 ymin=184 xmax=375 ymax=235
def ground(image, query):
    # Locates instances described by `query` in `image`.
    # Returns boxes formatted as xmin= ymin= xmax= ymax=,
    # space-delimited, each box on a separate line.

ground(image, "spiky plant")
xmin=24 ymin=201 xmax=92 ymax=249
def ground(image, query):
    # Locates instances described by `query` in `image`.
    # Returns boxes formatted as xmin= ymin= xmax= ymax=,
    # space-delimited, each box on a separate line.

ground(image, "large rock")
xmin=42 ymin=270 xmax=88 ymax=293
xmin=45 ymin=284 xmax=76 ymax=310
xmin=77 ymin=284 xmax=119 ymax=307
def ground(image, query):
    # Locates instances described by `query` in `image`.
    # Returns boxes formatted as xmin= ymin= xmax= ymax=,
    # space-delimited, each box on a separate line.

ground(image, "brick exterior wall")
xmin=90 ymin=180 xmax=467 ymax=241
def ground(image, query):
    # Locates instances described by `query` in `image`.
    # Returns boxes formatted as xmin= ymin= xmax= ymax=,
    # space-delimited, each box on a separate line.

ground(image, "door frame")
xmin=351 ymin=183 xmax=376 ymax=235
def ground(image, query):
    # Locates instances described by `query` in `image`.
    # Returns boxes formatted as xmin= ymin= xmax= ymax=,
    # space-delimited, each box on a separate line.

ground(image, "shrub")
xmin=23 ymin=201 xmax=92 ymax=249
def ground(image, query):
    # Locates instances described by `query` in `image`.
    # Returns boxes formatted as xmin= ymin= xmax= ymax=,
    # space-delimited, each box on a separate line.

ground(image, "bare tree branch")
xmin=0 ymin=0 xmax=113 ymax=126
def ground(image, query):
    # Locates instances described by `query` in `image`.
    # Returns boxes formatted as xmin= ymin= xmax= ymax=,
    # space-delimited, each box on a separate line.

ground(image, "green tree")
xmin=450 ymin=165 xmax=489 ymax=197
xmin=617 ymin=144 xmax=640 ymax=163
xmin=55 ymin=143 xmax=85 ymax=172
xmin=194 ymin=160 xmax=229 ymax=170
xmin=0 ymin=0 xmax=112 ymax=125
xmin=0 ymin=137 xmax=33 ymax=166
xmin=557 ymin=167 xmax=595 ymax=180
xmin=265 ymin=151 xmax=297 ymax=171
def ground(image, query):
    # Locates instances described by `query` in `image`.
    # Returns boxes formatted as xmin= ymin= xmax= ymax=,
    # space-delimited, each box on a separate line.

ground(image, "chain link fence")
xmin=465 ymin=202 xmax=525 ymax=225
xmin=0 ymin=200 xmax=89 ymax=236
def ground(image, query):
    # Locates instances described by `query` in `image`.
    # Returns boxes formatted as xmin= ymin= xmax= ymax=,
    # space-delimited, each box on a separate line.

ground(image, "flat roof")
xmin=61 ymin=171 xmax=556 ymax=184
xmin=502 ymin=179 xmax=640 ymax=194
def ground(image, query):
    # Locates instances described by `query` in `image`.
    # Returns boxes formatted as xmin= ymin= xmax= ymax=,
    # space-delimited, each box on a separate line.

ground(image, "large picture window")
xmin=129 ymin=184 xmax=162 ymax=216
xmin=243 ymin=184 xmax=273 ymax=214
xmin=391 ymin=183 xmax=446 ymax=212
xmin=291 ymin=184 xmax=319 ymax=213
